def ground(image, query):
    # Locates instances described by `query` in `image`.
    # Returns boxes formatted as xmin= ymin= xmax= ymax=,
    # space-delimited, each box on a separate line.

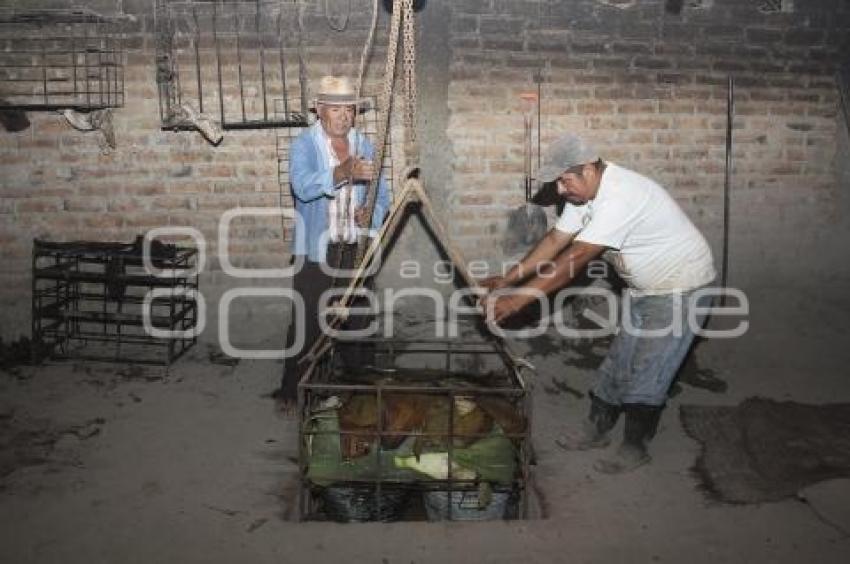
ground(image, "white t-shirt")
xmin=555 ymin=163 xmax=716 ymax=294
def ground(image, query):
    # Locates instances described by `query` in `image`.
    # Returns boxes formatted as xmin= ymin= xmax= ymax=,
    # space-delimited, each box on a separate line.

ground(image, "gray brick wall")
xmin=1 ymin=0 xmax=849 ymax=338
xmin=444 ymin=0 xmax=850 ymax=293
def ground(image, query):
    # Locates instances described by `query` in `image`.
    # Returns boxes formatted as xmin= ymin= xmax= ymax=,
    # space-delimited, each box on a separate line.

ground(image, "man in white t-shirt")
xmin=480 ymin=133 xmax=716 ymax=474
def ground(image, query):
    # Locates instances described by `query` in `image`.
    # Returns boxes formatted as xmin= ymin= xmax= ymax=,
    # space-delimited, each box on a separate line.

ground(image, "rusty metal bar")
xmin=235 ymin=4 xmax=246 ymax=124
xmin=256 ymin=0 xmax=268 ymax=122
xmin=193 ymin=5 xmax=203 ymax=114
xmin=277 ymin=11 xmax=289 ymax=119
xmin=214 ymin=1 xmax=225 ymax=129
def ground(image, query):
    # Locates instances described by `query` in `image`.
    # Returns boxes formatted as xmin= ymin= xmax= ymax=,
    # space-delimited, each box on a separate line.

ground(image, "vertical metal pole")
xmin=296 ymin=0 xmax=308 ymax=117
xmin=193 ymin=5 xmax=203 ymax=114
xmin=257 ymin=0 xmax=269 ymax=122
xmin=297 ymin=382 xmax=306 ymax=520
xmin=155 ymin=0 xmax=165 ymax=122
xmin=214 ymin=1 xmax=225 ymax=127
xmin=721 ymin=76 xmax=733 ymax=308
xmin=113 ymin=21 xmax=119 ymax=107
xmin=537 ymin=74 xmax=542 ymax=171
xmin=119 ymin=21 xmax=124 ymax=108
xmin=72 ymin=21 xmax=78 ymax=103
xmin=277 ymin=11 xmax=289 ymax=119
xmin=40 ymin=24 xmax=48 ymax=106
xmin=31 ymin=249 xmax=38 ymax=363
xmin=97 ymin=19 xmax=105 ymax=107
xmin=375 ymin=384 xmax=383 ymax=521
xmin=85 ymin=18 xmax=91 ymax=108
xmin=235 ymin=3 xmax=246 ymax=123
xmin=447 ymin=389 xmax=454 ymax=521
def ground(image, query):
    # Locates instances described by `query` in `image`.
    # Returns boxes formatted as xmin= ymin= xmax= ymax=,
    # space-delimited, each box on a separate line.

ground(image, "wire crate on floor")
xmin=31 ymin=238 xmax=199 ymax=366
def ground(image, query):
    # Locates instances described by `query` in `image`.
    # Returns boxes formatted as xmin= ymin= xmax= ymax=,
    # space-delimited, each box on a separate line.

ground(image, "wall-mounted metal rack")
xmin=156 ymin=0 xmax=308 ymax=132
xmin=0 ymin=7 xmax=125 ymax=111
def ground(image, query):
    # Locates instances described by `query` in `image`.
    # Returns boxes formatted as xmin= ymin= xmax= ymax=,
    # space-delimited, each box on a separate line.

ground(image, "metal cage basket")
xmin=297 ymin=337 xmax=532 ymax=522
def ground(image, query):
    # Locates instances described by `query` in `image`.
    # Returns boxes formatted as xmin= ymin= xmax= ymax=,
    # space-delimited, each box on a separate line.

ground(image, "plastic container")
xmin=321 ymin=486 xmax=410 ymax=522
xmin=423 ymin=489 xmax=513 ymax=521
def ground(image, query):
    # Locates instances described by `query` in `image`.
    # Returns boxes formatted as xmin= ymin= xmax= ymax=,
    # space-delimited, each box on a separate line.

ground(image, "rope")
xmin=355 ymin=0 xmax=417 ymax=265
xmin=356 ymin=0 xmax=380 ymax=98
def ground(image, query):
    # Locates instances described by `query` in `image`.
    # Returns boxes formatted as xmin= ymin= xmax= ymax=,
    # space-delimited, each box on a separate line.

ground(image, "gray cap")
xmin=535 ymin=134 xmax=599 ymax=183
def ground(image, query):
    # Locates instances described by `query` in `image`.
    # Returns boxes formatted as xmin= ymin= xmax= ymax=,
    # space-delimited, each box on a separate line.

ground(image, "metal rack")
xmin=31 ymin=239 xmax=199 ymax=366
xmin=0 ymin=8 xmax=125 ymax=111
xmin=297 ymin=337 xmax=532 ymax=521
xmin=156 ymin=0 xmax=308 ymax=131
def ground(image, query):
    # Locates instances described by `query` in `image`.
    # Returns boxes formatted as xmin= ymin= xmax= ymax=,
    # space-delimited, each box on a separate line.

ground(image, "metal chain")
xmin=355 ymin=0 xmax=410 ymax=264
xmin=401 ymin=0 xmax=417 ymax=139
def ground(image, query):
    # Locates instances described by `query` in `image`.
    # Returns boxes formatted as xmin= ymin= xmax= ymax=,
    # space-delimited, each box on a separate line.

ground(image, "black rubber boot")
xmin=556 ymin=393 xmax=622 ymax=451
xmin=594 ymin=403 xmax=663 ymax=474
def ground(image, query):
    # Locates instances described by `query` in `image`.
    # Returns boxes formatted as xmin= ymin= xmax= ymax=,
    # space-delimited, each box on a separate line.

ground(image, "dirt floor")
xmin=2 ymin=286 xmax=850 ymax=563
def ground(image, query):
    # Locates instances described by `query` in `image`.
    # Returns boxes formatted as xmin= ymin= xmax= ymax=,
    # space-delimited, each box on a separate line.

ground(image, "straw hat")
xmin=309 ymin=76 xmax=370 ymax=113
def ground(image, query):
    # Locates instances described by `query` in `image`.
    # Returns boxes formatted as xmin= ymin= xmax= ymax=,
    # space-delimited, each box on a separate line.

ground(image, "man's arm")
xmin=485 ymin=240 xmax=606 ymax=323
xmin=290 ymin=134 xmax=337 ymax=202
xmin=481 ymin=228 xmax=575 ymax=290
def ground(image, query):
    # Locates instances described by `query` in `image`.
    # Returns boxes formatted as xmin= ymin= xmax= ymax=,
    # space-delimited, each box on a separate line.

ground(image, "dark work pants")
xmin=278 ymin=243 xmax=373 ymax=402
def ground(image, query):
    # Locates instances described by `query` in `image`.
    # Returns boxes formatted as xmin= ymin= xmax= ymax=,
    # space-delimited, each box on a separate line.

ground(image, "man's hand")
xmin=354 ymin=206 xmax=371 ymax=228
xmin=351 ymin=158 xmax=376 ymax=182
xmin=336 ymin=157 xmax=376 ymax=184
xmin=477 ymin=275 xmax=508 ymax=292
xmin=481 ymin=292 xmax=522 ymax=325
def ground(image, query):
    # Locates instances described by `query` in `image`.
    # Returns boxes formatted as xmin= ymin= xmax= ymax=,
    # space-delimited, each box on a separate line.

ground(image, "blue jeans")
xmin=592 ymin=289 xmax=712 ymax=407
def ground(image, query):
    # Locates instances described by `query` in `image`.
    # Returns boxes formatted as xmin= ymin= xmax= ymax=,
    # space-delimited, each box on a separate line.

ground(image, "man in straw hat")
xmin=273 ymin=76 xmax=391 ymax=412
xmin=479 ymin=133 xmax=716 ymax=473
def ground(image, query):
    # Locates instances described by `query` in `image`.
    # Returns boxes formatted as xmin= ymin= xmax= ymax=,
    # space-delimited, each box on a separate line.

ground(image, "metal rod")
xmin=97 ymin=21 xmax=104 ymax=106
xmin=303 ymin=382 xmax=524 ymax=395
xmin=155 ymin=0 xmax=165 ymax=122
xmin=113 ymin=26 xmax=119 ymax=106
xmin=71 ymin=22 xmax=78 ymax=100
xmin=256 ymin=0 xmax=268 ymax=122
xmin=537 ymin=73 xmax=541 ymax=171
xmin=277 ymin=11 xmax=289 ymax=119
xmin=721 ymin=76 xmax=733 ymax=308
xmin=193 ymin=5 xmax=203 ymax=114
xmin=235 ymin=4 xmax=246 ymax=123
xmin=447 ymin=390 xmax=454 ymax=520
xmin=85 ymin=18 xmax=91 ymax=107
xmin=375 ymin=383 xmax=383 ymax=521
xmin=214 ymin=1 xmax=225 ymax=128
xmin=40 ymin=24 xmax=48 ymax=106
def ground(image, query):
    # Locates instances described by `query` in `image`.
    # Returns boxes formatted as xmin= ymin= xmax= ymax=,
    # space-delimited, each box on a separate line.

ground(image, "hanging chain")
xmin=355 ymin=0 xmax=414 ymax=264
xmin=401 ymin=0 xmax=417 ymax=140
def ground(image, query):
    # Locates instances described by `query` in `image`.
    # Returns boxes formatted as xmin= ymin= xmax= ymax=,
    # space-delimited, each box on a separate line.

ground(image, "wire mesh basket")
xmin=0 ymin=8 xmax=125 ymax=111
xmin=298 ymin=338 xmax=532 ymax=522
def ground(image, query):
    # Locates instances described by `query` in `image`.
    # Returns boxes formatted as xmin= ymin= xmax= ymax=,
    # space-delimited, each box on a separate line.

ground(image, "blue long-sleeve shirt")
xmin=289 ymin=122 xmax=392 ymax=264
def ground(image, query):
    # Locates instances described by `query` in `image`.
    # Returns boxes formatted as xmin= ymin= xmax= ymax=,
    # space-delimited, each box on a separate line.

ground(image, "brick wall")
xmin=1 ymin=0 xmax=849 ymax=340
xmin=0 ymin=0 xmax=403 ymax=340
xmin=445 ymin=0 xmax=850 ymax=292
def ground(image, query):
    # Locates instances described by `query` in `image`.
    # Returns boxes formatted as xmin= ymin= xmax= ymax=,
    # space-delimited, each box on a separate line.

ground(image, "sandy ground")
xmin=2 ymin=287 xmax=850 ymax=563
